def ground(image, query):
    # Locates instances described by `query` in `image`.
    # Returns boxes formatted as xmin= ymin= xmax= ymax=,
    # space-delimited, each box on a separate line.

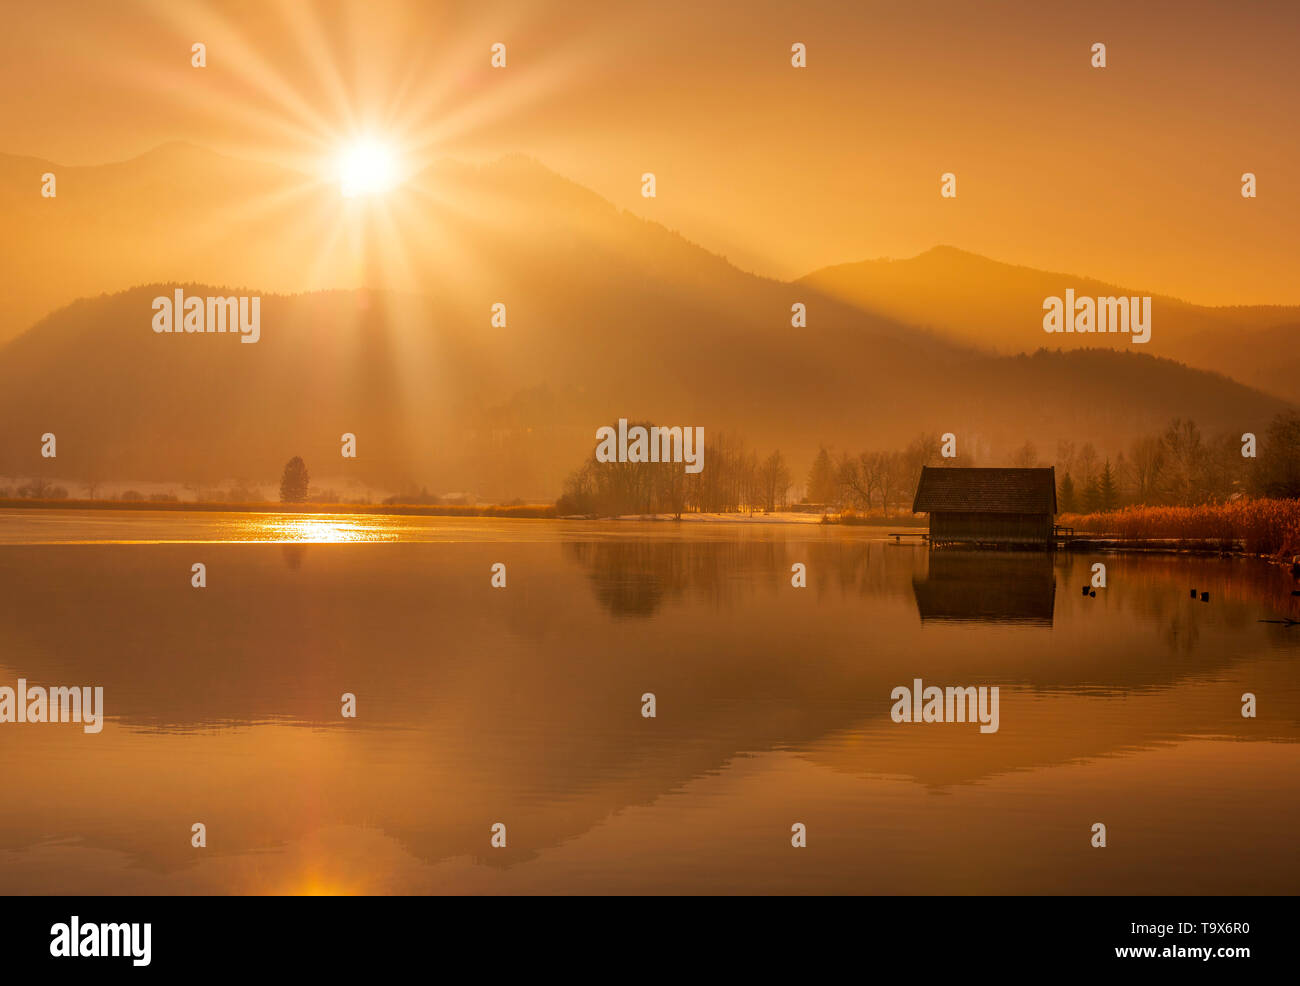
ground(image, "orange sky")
xmin=3 ymin=0 xmax=1297 ymax=303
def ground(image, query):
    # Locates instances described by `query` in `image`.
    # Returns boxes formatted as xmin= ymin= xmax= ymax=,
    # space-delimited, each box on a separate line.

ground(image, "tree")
xmin=1098 ymin=459 xmax=1119 ymax=512
xmin=1201 ymin=431 xmax=1244 ymax=502
xmin=1127 ymin=435 xmax=1165 ymax=504
xmin=280 ymin=456 xmax=310 ymax=503
xmin=1011 ymin=440 xmax=1038 ymax=467
xmin=1056 ymin=440 xmax=1077 ymax=478
xmin=740 ymin=449 xmax=761 ymax=514
xmin=1058 ymin=472 xmax=1077 ymax=514
xmin=878 ymin=452 xmax=903 ymax=516
xmin=759 ymin=450 xmax=792 ymax=511
xmin=19 ymin=477 xmax=54 ymax=499
xmin=1161 ymin=418 xmax=1204 ymax=505
xmin=806 ymin=446 xmax=838 ymax=506
xmin=1077 ymin=443 xmax=1100 ymax=488
xmin=901 ymin=433 xmax=941 ymax=504
xmin=838 ymin=452 xmax=873 ymax=510
xmin=1082 ymin=474 xmax=1102 ymax=513
xmin=655 ymin=456 xmax=689 ymax=519
xmin=1254 ymin=411 xmax=1300 ymax=498
xmin=556 ymin=460 xmax=598 ymax=516
xmin=835 ymin=450 xmax=905 ymax=515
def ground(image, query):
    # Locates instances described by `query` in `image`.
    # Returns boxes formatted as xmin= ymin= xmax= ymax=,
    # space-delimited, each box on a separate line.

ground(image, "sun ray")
xmin=141 ymin=0 xmax=339 ymax=141
xmin=398 ymin=40 xmax=599 ymax=161
xmin=180 ymin=172 xmax=328 ymax=254
xmin=270 ymin=0 xmax=360 ymax=135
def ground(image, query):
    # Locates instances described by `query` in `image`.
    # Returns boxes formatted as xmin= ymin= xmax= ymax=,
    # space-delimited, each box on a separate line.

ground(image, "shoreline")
xmin=0 ymin=500 xmax=929 ymax=527
xmin=0 ymin=503 xmax=1292 ymax=565
xmin=0 ymin=498 xmax=557 ymax=519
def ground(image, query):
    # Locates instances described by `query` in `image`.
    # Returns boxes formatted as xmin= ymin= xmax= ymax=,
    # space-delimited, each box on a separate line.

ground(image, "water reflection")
xmin=0 ymin=518 xmax=1296 ymax=894
xmin=281 ymin=543 xmax=308 ymax=570
xmin=241 ymin=515 xmax=390 ymax=543
xmin=563 ymin=539 xmax=786 ymax=616
xmin=912 ymin=551 xmax=1056 ymax=625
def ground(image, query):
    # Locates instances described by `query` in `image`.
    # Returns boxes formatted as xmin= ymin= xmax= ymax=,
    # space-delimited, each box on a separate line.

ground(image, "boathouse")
xmin=912 ymin=466 xmax=1057 ymax=549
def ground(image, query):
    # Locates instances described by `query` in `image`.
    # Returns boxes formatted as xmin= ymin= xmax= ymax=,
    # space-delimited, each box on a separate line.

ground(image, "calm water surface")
xmin=1 ymin=508 xmax=1297 ymax=894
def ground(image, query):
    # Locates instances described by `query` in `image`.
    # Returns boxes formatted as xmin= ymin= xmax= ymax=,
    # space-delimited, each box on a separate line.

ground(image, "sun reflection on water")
xmin=246 ymin=515 xmax=394 ymax=543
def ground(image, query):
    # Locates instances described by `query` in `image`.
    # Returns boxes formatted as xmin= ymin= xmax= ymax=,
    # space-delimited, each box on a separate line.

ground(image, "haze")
xmin=3 ymin=0 xmax=1298 ymax=304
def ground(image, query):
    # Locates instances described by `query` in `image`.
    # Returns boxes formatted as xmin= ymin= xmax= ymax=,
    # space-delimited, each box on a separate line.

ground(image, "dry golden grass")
xmin=1061 ymin=499 xmax=1300 ymax=557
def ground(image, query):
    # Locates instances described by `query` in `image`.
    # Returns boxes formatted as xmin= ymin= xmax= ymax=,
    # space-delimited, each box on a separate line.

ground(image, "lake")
xmin=1 ymin=508 xmax=1297 ymax=894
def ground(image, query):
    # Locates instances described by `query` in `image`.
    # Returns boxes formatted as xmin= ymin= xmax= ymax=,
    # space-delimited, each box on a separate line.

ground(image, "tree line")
xmin=556 ymin=427 xmax=794 ymax=517
xmin=1051 ymin=412 xmax=1300 ymax=512
xmin=556 ymin=411 xmax=1300 ymax=518
xmin=823 ymin=412 xmax=1300 ymax=516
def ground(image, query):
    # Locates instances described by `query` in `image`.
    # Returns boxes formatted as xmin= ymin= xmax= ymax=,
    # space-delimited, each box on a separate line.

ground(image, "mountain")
xmin=0 ymin=142 xmax=323 ymax=342
xmin=0 ymin=147 xmax=1291 ymax=499
xmin=799 ymin=246 xmax=1300 ymax=404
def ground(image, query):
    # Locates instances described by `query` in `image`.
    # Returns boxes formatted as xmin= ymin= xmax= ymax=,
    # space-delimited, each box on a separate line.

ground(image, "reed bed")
xmin=1061 ymin=499 xmax=1300 ymax=557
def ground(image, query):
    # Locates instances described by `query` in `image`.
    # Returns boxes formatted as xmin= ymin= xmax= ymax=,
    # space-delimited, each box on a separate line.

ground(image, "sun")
xmin=337 ymin=139 xmax=398 ymax=198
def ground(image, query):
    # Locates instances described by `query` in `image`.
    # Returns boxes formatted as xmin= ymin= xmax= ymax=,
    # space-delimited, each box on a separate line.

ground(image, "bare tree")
xmin=878 ymin=451 xmax=903 ymax=516
xmin=1161 ymin=418 xmax=1204 ymax=505
xmin=1127 ymin=435 xmax=1165 ymax=504
xmin=20 ymin=477 xmax=54 ymax=499
xmin=1011 ymin=441 xmax=1038 ymax=467
xmin=759 ymin=450 xmax=792 ymax=512
xmin=837 ymin=452 xmax=870 ymax=510
xmin=1077 ymin=443 xmax=1100 ymax=488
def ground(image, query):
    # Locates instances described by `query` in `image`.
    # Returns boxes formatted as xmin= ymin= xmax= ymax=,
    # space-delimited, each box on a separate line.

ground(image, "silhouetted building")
xmin=913 ymin=466 xmax=1057 ymax=548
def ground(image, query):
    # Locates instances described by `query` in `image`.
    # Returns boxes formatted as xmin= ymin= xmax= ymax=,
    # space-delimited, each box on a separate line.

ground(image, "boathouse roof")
xmin=912 ymin=466 xmax=1057 ymax=515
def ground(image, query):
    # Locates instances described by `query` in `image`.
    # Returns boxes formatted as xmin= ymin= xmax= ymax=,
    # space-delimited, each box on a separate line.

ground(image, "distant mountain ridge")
xmin=0 ymin=282 xmax=1286 ymax=499
xmin=800 ymin=246 xmax=1300 ymax=403
xmin=0 ymin=145 xmax=1292 ymax=498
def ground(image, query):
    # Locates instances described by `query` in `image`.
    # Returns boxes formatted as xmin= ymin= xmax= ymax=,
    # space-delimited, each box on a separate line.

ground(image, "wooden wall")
xmin=929 ymin=511 xmax=1053 ymax=547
